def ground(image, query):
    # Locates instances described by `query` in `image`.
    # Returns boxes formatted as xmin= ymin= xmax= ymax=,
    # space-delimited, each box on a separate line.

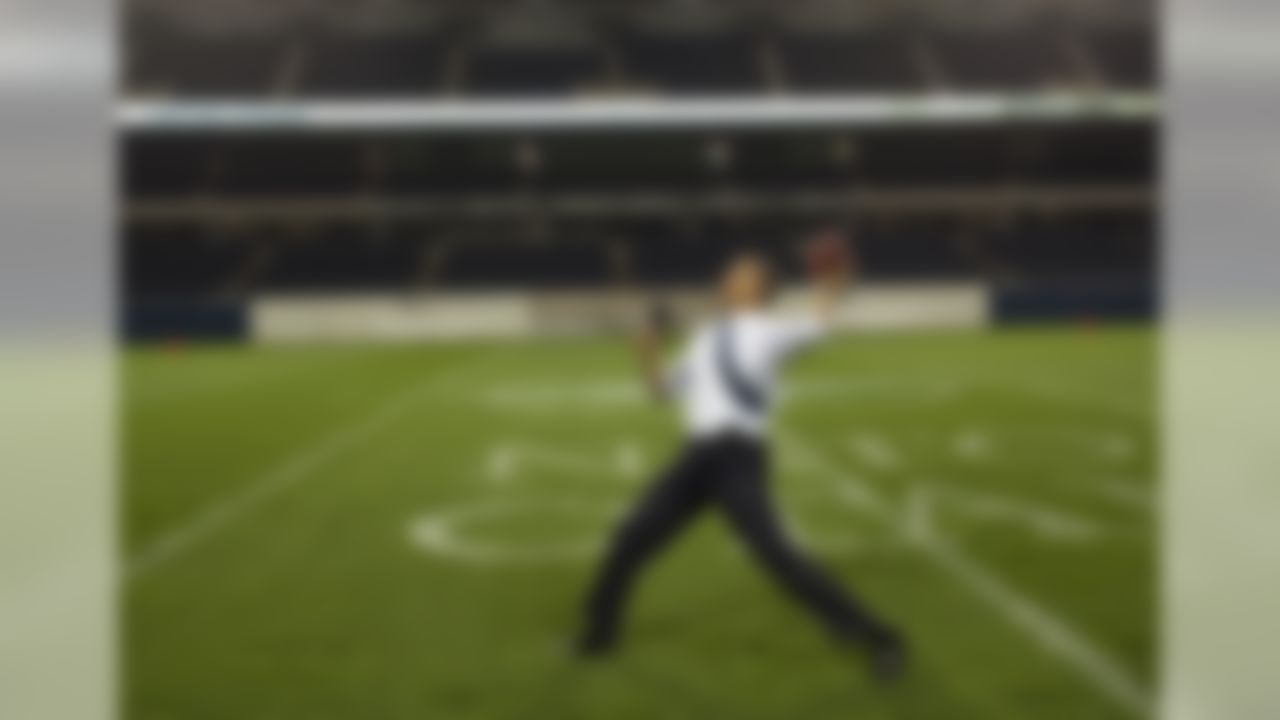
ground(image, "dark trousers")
xmin=580 ymin=434 xmax=892 ymax=650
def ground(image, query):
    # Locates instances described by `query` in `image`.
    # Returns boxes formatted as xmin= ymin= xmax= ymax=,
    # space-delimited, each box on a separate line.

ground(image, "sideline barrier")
xmin=123 ymin=301 xmax=247 ymax=341
xmin=248 ymin=283 xmax=992 ymax=343
xmin=124 ymin=280 xmax=1154 ymax=343
xmin=993 ymin=281 xmax=1156 ymax=323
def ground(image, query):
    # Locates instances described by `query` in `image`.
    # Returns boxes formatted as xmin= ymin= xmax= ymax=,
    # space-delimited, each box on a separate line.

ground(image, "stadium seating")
xmin=257 ymin=226 xmax=423 ymax=291
xmin=126 ymin=224 xmax=254 ymax=299
xmin=302 ymin=30 xmax=444 ymax=95
xmin=124 ymin=125 xmax=1152 ymax=198
xmin=124 ymin=209 xmax=1153 ymax=299
xmin=127 ymin=21 xmax=282 ymax=96
xmin=125 ymin=1 xmax=1155 ymax=98
xmin=125 ymin=138 xmax=215 ymax=197
xmin=928 ymin=27 xmax=1076 ymax=89
xmin=1089 ymin=28 xmax=1157 ymax=88
xmin=123 ymin=120 xmax=1154 ymax=300
xmin=778 ymin=30 xmax=922 ymax=92
xmin=444 ymin=240 xmax=611 ymax=288
xmin=616 ymin=31 xmax=761 ymax=94
xmin=215 ymin=139 xmax=363 ymax=196
xmin=467 ymin=46 xmax=605 ymax=96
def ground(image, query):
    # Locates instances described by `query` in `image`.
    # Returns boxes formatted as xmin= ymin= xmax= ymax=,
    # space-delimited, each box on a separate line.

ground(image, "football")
xmin=803 ymin=228 xmax=852 ymax=278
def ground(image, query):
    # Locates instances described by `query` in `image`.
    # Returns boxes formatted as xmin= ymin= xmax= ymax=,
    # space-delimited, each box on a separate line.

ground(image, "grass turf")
xmin=124 ymin=326 xmax=1155 ymax=719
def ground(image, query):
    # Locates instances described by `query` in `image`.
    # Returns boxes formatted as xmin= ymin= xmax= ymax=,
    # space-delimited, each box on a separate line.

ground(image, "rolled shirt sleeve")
xmin=770 ymin=315 xmax=827 ymax=361
xmin=663 ymin=350 xmax=691 ymax=398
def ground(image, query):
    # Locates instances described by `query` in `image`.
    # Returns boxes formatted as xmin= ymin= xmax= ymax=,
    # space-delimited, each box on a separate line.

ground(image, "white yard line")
xmin=520 ymin=444 xmax=608 ymax=476
xmin=847 ymin=431 xmax=902 ymax=472
xmin=407 ymin=497 xmax=620 ymax=566
xmin=953 ymin=427 xmax=994 ymax=463
xmin=778 ymin=429 xmax=1151 ymax=717
xmin=128 ymin=360 xmax=482 ymax=582
xmin=616 ymin=440 xmax=644 ymax=480
xmin=485 ymin=443 xmax=516 ymax=484
xmin=778 ymin=430 xmax=891 ymax=516
xmin=483 ymin=438 xmax=646 ymax=484
xmin=926 ymin=483 xmax=1104 ymax=543
xmin=1096 ymin=482 xmax=1153 ymax=510
xmin=1010 ymin=377 xmax=1151 ymax=419
xmin=914 ymin=495 xmax=1152 ymax=717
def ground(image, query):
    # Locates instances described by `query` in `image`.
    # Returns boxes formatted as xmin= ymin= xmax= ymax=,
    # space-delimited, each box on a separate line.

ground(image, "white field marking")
xmin=781 ymin=432 xmax=1151 ymax=717
xmin=1043 ymin=473 xmax=1152 ymax=512
xmin=483 ymin=381 xmax=641 ymax=410
xmin=789 ymin=376 xmax=961 ymax=401
xmin=1009 ymin=377 xmax=1149 ymax=418
xmin=1095 ymin=482 xmax=1152 ymax=510
xmin=926 ymin=483 xmax=1103 ymax=543
xmin=128 ymin=361 xmax=482 ymax=581
xmin=847 ymin=431 xmax=902 ymax=472
xmin=953 ymin=428 xmax=993 ymax=463
xmin=482 ymin=376 xmax=958 ymax=412
xmin=909 ymin=487 xmax=1151 ymax=717
xmin=986 ymin=426 xmax=1137 ymax=465
xmin=407 ymin=497 xmax=623 ymax=566
xmin=977 ymin=425 xmax=1136 ymax=458
xmin=485 ymin=443 xmax=516 ymax=484
xmin=1099 ymin=434 xmax=1135 ymax=462
xmin=408 ymin=496 xmax=869 ymax=568
xmin=516 ymin=443 xmax=604 ymax=477
xmin=778 ymin=438 xmax=821 ymax=475
xmin=487 ymin=440 xmax=640 ymax=482
xmin=616 ymin=440 xmax=644 ymax=480
xmin=776 ymin=510 xmax=864 ymax=556
xmin=776 ymin=430 xmax=890 ymax=516
xmin=778 ymin=451 xmax=811 ymax=474
xmin=904 ymin=485 xmax=934 ymax=543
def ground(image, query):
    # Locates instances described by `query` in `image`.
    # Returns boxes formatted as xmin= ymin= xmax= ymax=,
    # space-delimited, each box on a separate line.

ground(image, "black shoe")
xmin=866 ymin=630 xmax=907 ymax=684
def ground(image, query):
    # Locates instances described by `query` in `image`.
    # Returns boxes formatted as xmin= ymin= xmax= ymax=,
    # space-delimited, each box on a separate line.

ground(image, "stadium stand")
xmin=123 ymin=0 xmax=1155 ymax=97
xmin=468 ymin=46 xmax=605 ymax=96
xmin=619 ymin=31 xmax=760 ymax=94
xmin=777 ymin=30 xmax=922 ymax=92
xmin=927 ymin=26 xmax=1076 ymax=90
xmin=125 ymin=137 xmax=214 ymax=198
xmin=445 ymin=239 xmax=612 ymax=288
xmin=1089 ymin=27 xmax=1158 ymax=88
xmin=256 ymin=225 xmax=424 ymax=291
xmin=300 ymin=29 xmax=445 ymax=96
xmin=124 ymin=209 xmax=1154 ymax=297
xmin=127 ymin=224 xmax=255 ymax=300
xmin=125 ymin=127 xmax=1153 ymax=199
xmin=121 ymin=0 xmax=1156 ymax=334
xmin=214 ymin=139 xmax=364 ymax=196
xmin=127 ymin=15 xmax=283 ymax=96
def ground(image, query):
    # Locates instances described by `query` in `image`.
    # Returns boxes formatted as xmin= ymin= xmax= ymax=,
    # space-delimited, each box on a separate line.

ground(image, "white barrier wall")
xmin=251 ymin=283 xmax=991 ymax=343
xmin=252 ymin=293 xmax=535 ymax=342
xmin=820 ymin=283 xmax=988 ymax=331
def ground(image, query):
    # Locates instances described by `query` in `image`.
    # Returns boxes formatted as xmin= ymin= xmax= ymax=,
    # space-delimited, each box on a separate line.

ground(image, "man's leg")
xmin=712 ymin=440 xmax=904 ymax=673
xmin=578 ymin=445 xmax=709 ymax=655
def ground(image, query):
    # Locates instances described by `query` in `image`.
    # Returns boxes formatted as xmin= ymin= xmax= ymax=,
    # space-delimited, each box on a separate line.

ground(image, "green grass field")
xmin=125 ymin=327 xmax=1155 ymax=720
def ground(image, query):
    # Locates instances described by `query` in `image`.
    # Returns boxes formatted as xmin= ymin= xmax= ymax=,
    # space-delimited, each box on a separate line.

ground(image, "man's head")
xmin=718 ymin=251 xmax=775 ymax=310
